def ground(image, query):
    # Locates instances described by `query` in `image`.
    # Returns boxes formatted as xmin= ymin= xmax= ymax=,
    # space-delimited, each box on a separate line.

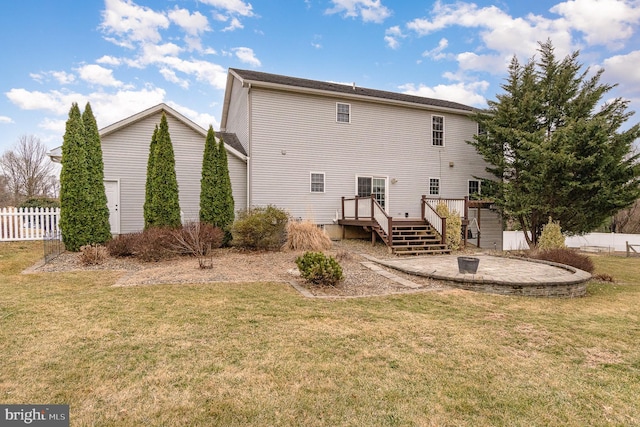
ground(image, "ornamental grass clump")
xmin=284 ymin=220 xmax=332 ymax=251
xmin=79 ymin=244 xmax=108 ymax=265
xmin=295 ymin=251 xmax=344 ymax=286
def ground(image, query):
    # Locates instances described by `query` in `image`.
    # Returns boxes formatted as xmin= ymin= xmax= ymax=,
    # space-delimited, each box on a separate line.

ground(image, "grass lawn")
xmin=1 ymin=242 xmax=639 ymax=426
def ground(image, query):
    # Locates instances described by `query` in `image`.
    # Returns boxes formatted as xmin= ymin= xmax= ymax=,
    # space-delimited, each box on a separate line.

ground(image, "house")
xmin=49 ymin=70 xmax=502 ymax=252
xmin=49 ymin=103 xmax=247 ymax=234
xmin=220 ymin=68 xmax=502 ymax=251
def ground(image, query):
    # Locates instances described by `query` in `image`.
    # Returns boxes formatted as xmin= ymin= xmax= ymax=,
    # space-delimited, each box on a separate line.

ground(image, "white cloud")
xmin=51 ymin=71 xmax=76 ymax=85
xmin=422 ymin=38 xmax=449 ymax=60
xmin=199 ymin=0 xmax=254 ymax=17
xmin=222 ymin=17 xmax=244 ymax=31
xmin=166 ymin=101 xmax=220 ymax=130
xmin=29 ymin=71 xmax=76 ymax=85
xmin=326 ymin=0 xmax=391 ymax=23
xmin=38 ymin=118 xmax=67 ymax=133
xmin=405 ymin=1 xmax=574 ymax=61
xmin=6 ymin=86 xmax=166 ymax=120
xmin=603 ymin=50 xmax=640 ymax=92
xmin=76 ymin=64 xmax=123 ymax=87
xmin=96 ymin=55 xmax=122 ymax=66
xmin=100 ymin=0 xmax=170 ymax=47
xmin=550 ymin=0 xmax=640 ymax=49
xmin=0 ymin=116 xmax=14 ymax=124
xmin=168 ymin=7 xmax=210 ymax=36
xmin=159 ymin=68 xmax=190 ymax=89
xmin=233 ymin=47 xmax=261 ymax=67
xmin=399 ymin=80 xmax=489 ymax=107
xmin=384 ymin=26 xmax=404 ymax=49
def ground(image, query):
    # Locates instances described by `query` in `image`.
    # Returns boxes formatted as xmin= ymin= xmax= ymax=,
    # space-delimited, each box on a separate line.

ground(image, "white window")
xmin=337 ymin=103 xmax=350 ymax=123
xmin=432 ymin=115 xmax=444 ymax=146
xmin=477 ymin=123 xmax=487 ymax=136
xmin=468 ymin=180 xmax=480 ymax=197
xmin=429 ymin=178 xmax=440 ymax=195
xmin=310 ymin=172 xmax=325 ymax=193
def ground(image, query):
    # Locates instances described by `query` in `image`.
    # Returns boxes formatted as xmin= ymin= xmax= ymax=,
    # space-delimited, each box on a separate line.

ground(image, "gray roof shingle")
xmin=229 ymin=68 xmax=476 ymax=113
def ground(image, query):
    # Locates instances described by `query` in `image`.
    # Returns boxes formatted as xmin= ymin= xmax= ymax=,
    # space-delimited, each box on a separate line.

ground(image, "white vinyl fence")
xmin=503 ymin=231 xmax=640 ymax=253
xmin=0 ymin=207 xmax=60 ymax=241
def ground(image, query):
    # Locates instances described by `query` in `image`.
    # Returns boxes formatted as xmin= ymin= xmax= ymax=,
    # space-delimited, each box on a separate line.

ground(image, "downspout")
xmin=246 ymin=82 xmax=252 ymax=209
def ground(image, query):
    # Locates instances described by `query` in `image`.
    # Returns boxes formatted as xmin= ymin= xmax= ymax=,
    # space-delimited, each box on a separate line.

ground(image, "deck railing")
xmin=341 ymin=195 xmax=392 ymax=245
xmin=423 ymin=197 xmax=467 ymax=218
xmin=421 ymin=196 xmax=447 ymax=244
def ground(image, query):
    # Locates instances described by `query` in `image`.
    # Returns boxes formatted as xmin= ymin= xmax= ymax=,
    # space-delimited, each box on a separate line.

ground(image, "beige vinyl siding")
xmin=246 ymin=86 xmax=493 ymax=224
xmin=225 ymin=77 xmax=249 ymax=151
xmin=102 ymin=111 xmax=247 ymax=233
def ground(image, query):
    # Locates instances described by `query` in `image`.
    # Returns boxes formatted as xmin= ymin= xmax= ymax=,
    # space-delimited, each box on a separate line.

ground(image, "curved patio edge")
xmin=360 ymin=254 xmax=592 ymax=298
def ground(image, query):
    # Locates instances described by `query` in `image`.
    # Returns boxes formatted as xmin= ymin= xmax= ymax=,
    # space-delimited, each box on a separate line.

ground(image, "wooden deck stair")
xmin=373 ymin=221 xmax=451 ymax=255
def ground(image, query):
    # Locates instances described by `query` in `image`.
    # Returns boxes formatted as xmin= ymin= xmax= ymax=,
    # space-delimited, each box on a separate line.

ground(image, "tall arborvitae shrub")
xmin=199 ymin=126 xmax=219 ymax=225
xmin=216 ymin=137 xmax=235 ymax=240
xmin=143 ymin=125 xmax=159 ymax=229
xmin=199 ymin=126 xmax=235 ymax=243
xmin=59 ymin=103 xmax=91 ymax=251
xmin=82 ymin=102 xmax=111 ymax=244
xmin=150 ymin=113 xmax=181 ymax=228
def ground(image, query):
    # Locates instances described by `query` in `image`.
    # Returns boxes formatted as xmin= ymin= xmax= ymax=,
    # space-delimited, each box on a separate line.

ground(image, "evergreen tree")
xmin=215 ymin=136 xmax=235 ymax=241
xmin=82 ymin=102 xmax=111 ymax=244
xmin=143 ymin=125 xmax=159 ymax=229
xmin=199 ymin=126 xmax=235 ymax=243
xmin=199 ymin=126 xmax=219 ymax=225
xmin=150 ymin=113 xmax=181 ymax=228
xmin=470 ymin=40 xmax=640 ymax=247
xmin=59 ymin=103 xmax=90 ymax=251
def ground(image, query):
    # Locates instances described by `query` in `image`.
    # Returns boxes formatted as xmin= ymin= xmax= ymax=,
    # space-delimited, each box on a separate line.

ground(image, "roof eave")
xmin=235 ymin=78 xmax=476 ymax=115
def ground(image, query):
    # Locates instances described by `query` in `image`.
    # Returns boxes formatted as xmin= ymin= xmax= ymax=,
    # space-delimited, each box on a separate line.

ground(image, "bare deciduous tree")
xmin=0 ymin=135 xmax=56 ymax=205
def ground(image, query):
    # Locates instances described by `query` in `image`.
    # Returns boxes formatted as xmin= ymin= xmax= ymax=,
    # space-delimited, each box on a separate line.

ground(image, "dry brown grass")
xmin=283 ymin=220 xmax=332 ymax=251
xmin=2 ymin=242 xmax=640 ymax=426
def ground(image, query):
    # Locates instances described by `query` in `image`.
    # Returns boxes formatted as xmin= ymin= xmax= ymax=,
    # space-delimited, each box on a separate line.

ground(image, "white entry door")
xmin=104 ymin=180 xmax=120 ymax=234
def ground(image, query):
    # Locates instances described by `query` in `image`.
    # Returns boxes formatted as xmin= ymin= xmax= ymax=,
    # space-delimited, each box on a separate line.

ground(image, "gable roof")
xmin=48 ymin=103 xmax=247 ymax=163
xmin=225 ymin=68 xmax=477 ymax=118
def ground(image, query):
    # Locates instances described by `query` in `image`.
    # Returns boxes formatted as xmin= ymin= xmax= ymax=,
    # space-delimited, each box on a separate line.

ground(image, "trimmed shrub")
xmin=19 ymin=198 xmax=59 ymax=209
xmin=132 ymin=227 xmax=175 ymax=262
xmin=284 ymin=220 xmax=332 ymax=251
xmin=106 ymin=233 xmax=139 ymax=257
xmin=436 ymin=202 xmax=462 ymax=251
xmin=538 ymin=217 xmax=566 ymax=250
xmin=295 ymin=251 xmax=344 ymax=286
xmin=79 ymin=244 xmax=108 ymax=265
xmin=171 ymin=221 xmax=224 ymax=257
xmin=529 ymin=248 xmax=594 ymax=273
xmin=231 ymin=205 xmax=289 ymax=250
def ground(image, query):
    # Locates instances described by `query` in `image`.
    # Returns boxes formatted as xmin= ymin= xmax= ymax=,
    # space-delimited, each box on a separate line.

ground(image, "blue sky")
xmin=1 ymin=0 xmax=639 ymax=154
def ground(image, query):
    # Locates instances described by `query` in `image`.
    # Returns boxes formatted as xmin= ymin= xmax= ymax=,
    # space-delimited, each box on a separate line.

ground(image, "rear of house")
xmin=220 ymin=68 xmax=502 ymax=250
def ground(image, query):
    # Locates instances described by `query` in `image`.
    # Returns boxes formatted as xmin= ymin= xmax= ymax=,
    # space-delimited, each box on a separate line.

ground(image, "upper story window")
xmin=336 ymin=103 xmax=350 ymax=123
xmin=429 ymin=178 xmax=440 ymax=196
xmin=468 ymin=180 xmax=480 ymax=197
xmin=432 ymin=115 xmax=444 ymax=146
xmin=310 ymin=172 xmax=325 ymax=193
xmin=477 ymin=123 xmax=487 ymax=137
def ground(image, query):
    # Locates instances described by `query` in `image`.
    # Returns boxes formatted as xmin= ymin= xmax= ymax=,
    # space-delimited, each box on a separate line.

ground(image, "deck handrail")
xmin=421 ymin=196 xmax=447 ymax=245
xmin=341 ymin=196 xmax=392 ymax=245
xmin=371 ymin=195 xmax=392 ymax=246
xmin=423 ymin=197 xmax=467 ymax=218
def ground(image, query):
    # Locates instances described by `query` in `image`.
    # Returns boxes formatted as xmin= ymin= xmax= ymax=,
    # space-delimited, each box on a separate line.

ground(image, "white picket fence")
xmin=0 ymin=207 xmax=60 ymax=241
